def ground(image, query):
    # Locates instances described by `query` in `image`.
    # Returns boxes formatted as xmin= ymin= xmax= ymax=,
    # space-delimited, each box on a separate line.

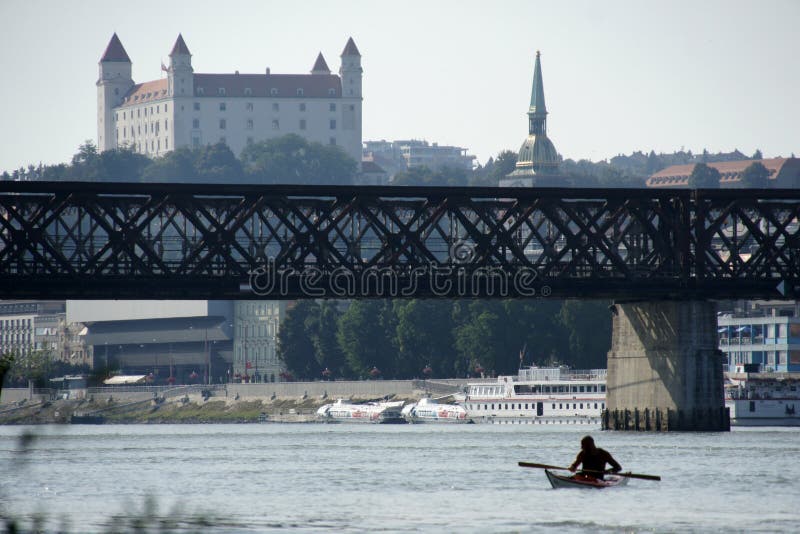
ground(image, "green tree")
xmin=306 ymin=300 xmax=349 ymax=379
xmin=337 ymin=300 xmax=397 ymax=378
xmin=240 ymin=134 xmax=357 ymax=185
xmin=688 ymin=163 xmax=720 ymax=188
xmin=277 ymin=301 xmax=319 ymax=379
xmin=195 ymin=142 xmax=243 ymax=182
xmin=740 ymin=161 xmax=771 ymax=188
xmin=752 ymin=149 xmax=763 ymax=160
xmin=394 ymin=299 xmax=457 ymax=377
xmin=558 ymin=300 xmax=612 ymax=369
xmin=142 ymin=147 xmax=200 ymax=182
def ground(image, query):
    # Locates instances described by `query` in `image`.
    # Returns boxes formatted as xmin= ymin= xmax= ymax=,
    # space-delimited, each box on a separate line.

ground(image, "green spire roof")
xmin=529 ymin=51 xmax=547 ymax=117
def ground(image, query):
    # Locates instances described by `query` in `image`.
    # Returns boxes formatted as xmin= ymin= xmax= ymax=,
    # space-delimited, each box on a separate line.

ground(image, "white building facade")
xmin=97 ymin=34 xmax=363 ymax=165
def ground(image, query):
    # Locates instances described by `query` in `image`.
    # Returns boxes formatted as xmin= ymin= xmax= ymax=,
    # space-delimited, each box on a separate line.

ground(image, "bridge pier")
xmin=603 ymin=300 xmax=729 ymax=431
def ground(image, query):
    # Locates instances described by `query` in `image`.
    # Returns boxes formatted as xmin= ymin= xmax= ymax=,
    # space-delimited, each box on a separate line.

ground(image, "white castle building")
xmin=97 ymin=33 xmax=363 ymax=165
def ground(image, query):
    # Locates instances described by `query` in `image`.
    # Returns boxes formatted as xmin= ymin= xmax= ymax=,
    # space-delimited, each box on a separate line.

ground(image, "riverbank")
xmin=0 ymin=391 xmax=428 ymax=425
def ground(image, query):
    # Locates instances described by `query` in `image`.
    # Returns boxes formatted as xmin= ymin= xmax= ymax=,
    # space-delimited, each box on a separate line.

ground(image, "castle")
xmin=97 ymin=34 xmax=363 ymax=165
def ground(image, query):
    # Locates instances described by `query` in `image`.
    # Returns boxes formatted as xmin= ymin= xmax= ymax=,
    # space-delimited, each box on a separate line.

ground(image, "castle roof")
xmin=120 ymin=79 xmax=169 ymax=107
xmin=311 ymin=53 xmax=331 ymax=74
xmin=100 ymin=33 xmax=131 ymax=63
xmin=342 ymin=37 xmax=361 ymax=56
xmin=170 ymin=34 xmax=191 ymax=56
xmin=646 ymin=158 xmax=795 ymax=188
xmin=194 ymin=73 xmax=341 ymax=98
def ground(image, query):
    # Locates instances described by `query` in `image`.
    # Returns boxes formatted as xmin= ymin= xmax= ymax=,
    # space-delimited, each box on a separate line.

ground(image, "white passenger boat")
xmin=725 ymin=372 xmax=800 ymax=426
xmin=461 ymin=367 xmax=607 ymax=425
xmin=316 ymin=398 xmax=406 ymax=424
xmin=401 ymin=398 xmax=470 ymax=423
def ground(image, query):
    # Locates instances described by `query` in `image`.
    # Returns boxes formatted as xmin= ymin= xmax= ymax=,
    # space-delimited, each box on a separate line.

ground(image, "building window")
xmin=165 ymin=104 xmax=168 ymax=112
xmin=219 ymin=119 xmax=226 ymax=130
xmin=137 ymin=109 xmax=140 ymax=117
xmin=246 ymin=119 xmax=253 ymax=130
xmin=165 ymin=138 xmax=168 ymax=149
xmin=349 ymin=104 xmax=355 ymax=111
xmin=193 ymin=102 xmax=200 ymax=111
xmin=193 ymin=118 xmax=200 ymax=128
xmin=329 ymin=137 xmax=336 ymax=145
xmin=165 ymin=119 xmax=168 ymax=131
xmin=329 ymin=103 xmax=336 ymax=112
xmin=270 ymin=88 xmax=278 ymax=96
xmin=220 ymin=136 xmax=226 ymax=144
xmin=299 ymin=119 xmax=306 ymax=130
xmin=246 ymin=102 xmax=254 ymax=112
xmin=244 ymin=88 xmax=252 ymax=96
xmin=197 ymin=87 xmax=204 ymax=95
xmin=328 ymin=88 xmax=336 ymax=96
xmin=219 ymin=102 xmax=226 ymax=111
xmin=299 ymin=103 xmax=306 ymax=112
xmin=296 ymin=88 xmax=304 ymax=96
xmin=330 ymin=119 xmax=336 ymax=129
xmin=246 ymin=136 xmax=253 ymax=144
xmin=192 ymin=136 xmax=201 ymax=148
xmin=272 ymin=103 xmax=279 ymax=112
xmin=272 ymin=119 xmax=279 ymax=130
xmin=218 ymin=88 xmax=226 ymax=96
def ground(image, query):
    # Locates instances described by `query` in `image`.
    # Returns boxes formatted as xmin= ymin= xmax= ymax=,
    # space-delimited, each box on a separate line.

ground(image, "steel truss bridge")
xmin=0 ymin=181 xmax=798 ymax=300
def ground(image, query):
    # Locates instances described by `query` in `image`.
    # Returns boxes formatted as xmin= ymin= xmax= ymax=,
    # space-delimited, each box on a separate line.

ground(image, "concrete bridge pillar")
xmin=603 ymin=300 xmax=729 ymax=431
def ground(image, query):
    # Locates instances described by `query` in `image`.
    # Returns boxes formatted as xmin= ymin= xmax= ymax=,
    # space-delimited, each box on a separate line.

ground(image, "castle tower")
xmin=168 ymin=34 xmax=194 ymax=97
xmin=310 ymin=52 xmax=331 ymax=75
xmin=506 ymin=51 xmax=560 ymax=182
xmin=97 ymin=33 xmax=134 ymax=151
xmin=339 ymin=37 xmax=363 ymax=167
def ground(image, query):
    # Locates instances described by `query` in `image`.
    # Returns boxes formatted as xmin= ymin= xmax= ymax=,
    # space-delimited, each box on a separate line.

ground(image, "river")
xmin=0 ymin=423 xmax=797 ymax=533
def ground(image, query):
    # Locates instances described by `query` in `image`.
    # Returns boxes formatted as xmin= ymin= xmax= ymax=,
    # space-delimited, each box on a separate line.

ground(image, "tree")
xmin=336 ymin=300 xmax=397 ymax=378
xmin=558 ymin=300 xmax=612 ymax=369
xmin=142 ymin=147 xmax=199 ymax=182
xmin=306 ymin=300 xmax=349 ymax=379
xmin=276 ymin=301 xmax=319 ymax=380
xmin=688 ymin=163 xmax=720 ymax=188
xmin=394 ymin=300 xmax=457 ymax=378
xmin=740 ymin=161 xmax=770 ymax=188
xmin=752 ymin=149 xmax=763 ymax=160
xmin=195 ymin=142 xmax=243 ymax=182
xmin=240 ymin=134 xmax=356 ymax=185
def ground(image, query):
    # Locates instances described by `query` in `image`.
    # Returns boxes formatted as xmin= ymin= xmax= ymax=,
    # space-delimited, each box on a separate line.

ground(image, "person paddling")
xmin=569 ymin=435 xmax=621 ymax=480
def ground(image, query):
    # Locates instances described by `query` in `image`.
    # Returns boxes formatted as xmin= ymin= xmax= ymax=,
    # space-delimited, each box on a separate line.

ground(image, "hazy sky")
xmin=0 ymin=0 xmax=797 ymax=173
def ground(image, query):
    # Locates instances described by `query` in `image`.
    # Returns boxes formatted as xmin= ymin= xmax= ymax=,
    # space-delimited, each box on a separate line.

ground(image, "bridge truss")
xmin=0 ymin=181 xmax=798 ymax=299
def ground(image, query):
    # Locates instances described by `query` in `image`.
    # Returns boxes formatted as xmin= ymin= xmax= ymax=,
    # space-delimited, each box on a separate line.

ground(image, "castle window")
xmin=272 ymin=119 xmax=279 ymax=130
xmin=114 ymin=88 xmax=119 ymax=95
xmin=329 ymin=137 xmax=336 ymax=145
xmin=246 ymin=119 xmax=253 ymax=130
xmin=197 ymin=88 xmax=205 ymax=96
xmin=296 ymin=88 xmax=304 ymax=96
xmin=272 ymin=103 xmax=279 ymax=112
xmin=123 ymin=112 xmax=126 ymax=120
xmin=165 ymin=138 xmax=168 ymax=149
xmin=193 ymin=119 xmax=199 ymax=128
xmin=165 ymin=104 xmax=168 ymax=112
xmin=143 ymin=108 xmax=147 ymax=116
xmin=328 ymin=88 xmax=336 ymax=96
xmin=246 ymin=102 xmax=254 ymax=112
xmin=299 ymin=103 xmax=306 ymax=112
xmin=157 ymin=139 xmax=160 ymax=150
xmin=329 ymin=103 xmax=336 ymax=112
xmin=349 ymin=105 xmax=354 ymax=111
xmin=165 ymin=119 xmax=168 ymax=131
xmin=219 ymin=119 xmax=226 ymax=130
xmin=247 ymin=136 xmax=253 ymax=144
xmin=329 ymin=119 xmax=336 ymax=129
xmin=244 ymin=88 xmax=252 ymax=96
xmin=299 ymin=119 xmax=306 ymax=130
xmin=218 ymin=88 xmax=226 ymax=96
xmin=156 ymin=105 xmax=160 ymax=113
xmin=270 ymin=88 xmax=278 ymax=96
xmin=193 ymin=102 xmax=200 ymax=111
xmin=192 ymin=136 xmax=201 ymax=148
xmin=219 ymin=102 xmax=226 ymax=111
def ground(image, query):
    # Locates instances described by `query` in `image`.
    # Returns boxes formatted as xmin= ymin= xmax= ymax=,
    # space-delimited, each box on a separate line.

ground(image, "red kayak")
xmin=545 ymin=469 xmax=629 ymax=489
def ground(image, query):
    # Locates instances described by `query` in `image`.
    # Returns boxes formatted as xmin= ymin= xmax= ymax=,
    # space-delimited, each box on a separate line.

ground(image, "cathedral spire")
xmin=529 ymin=50 xmax=547 ymax=117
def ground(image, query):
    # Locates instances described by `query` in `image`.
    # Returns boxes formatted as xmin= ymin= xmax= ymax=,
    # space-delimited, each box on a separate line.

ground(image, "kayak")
xmin=545 ymin=469 xmax=629 ymax=489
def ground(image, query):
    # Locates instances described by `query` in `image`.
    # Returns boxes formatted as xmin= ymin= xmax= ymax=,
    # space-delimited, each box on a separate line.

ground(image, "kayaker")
xmin=568 ymin=435 xmax=621 ymax=480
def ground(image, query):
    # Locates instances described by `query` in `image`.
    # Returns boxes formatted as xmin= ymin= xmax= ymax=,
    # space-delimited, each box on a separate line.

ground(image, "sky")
xmin=0 ymin=0 xmax=798 ymax=173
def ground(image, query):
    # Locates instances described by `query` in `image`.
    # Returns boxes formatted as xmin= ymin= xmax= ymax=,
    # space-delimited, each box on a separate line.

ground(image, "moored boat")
xmin=545 ymin=469 xmax=628 ymax=489
xmin=401 ymin=398 xmax=470 ymax=423
xmin=316 ymin=398 xmax=406 ymax=424
xmin=725 ymin=371 xmax=800 ymax=426
xmin=461 ymin=366 xmax=606 ymax=424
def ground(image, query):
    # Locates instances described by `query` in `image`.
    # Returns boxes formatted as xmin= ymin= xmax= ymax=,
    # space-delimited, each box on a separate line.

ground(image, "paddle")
xmin=518 ymin=461 xmax=661 ymax=481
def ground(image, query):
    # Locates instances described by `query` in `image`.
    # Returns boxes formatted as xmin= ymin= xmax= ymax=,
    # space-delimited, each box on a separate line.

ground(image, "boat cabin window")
xmin=579 ymin=386 xmax=585 ymax=392
xmin=544 ymin=386 xmax=551 ymax=393
xmin=552 ymin=403 xmax=556 ymax=409
xmin=594 ymin=403 xmax=598 ymax=409
xmin=559 ymin=403 xmax=563 ymax=409
xmin=600 ymin=385 xmax=606 ymax=392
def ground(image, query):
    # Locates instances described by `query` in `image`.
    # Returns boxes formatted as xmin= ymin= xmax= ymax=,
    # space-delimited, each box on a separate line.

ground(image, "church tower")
xmin=168 ymin=34 xmax=194 ymax=97
xmin=97 ymin=33 xmax=134 ymax=151
xmin=506 ymin=51 xmax=560 ymax=184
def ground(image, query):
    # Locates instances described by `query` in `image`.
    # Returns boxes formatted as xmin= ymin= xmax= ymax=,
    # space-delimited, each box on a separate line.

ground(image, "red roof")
xmin=647 ymin=158 xmax=790 ymax=188
xmin=342 ymin=37 xmax=360 ymax=56
xmin=170 ymin=34 xmax=191 ymax=56
xmin=100 ymin=33 xmax=131 ymax=63
xmin=311 ymin=53 xmax=330 ymax=74
xmin=194 ymin=73 xmax=341 ymax=98
xmin=120 ymin=79 xmax=169 ymax=107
